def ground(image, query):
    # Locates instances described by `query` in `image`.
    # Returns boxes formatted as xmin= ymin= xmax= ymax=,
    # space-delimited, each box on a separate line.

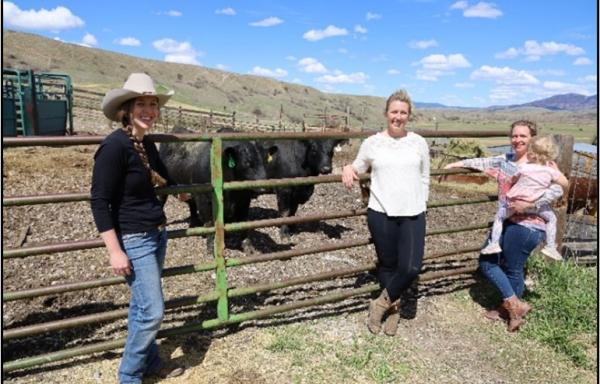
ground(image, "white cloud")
xmin=580 ymin=75 xmax=597 ymax=83
xmin=3 ymin=1 xmax=84 ymax=31
xmin=496 ymin=40 xmax=585 ymax=61
xmin=530 ymin=69 xmax=566 ymax=76
xmin=82 ymin=33 xmax=97 ymax=46
xmin=451 ymin=1 xmax=502 ymax=18
xmin=316 ymin=70 xmax=368 ymax=84
xmin=215 ymin=64 xmax=229 ymax=70
xmin=166 ymin=10 xmax=182 ymax=17
xmin=297 ymin=57 xmax=328 ymax=73
xmin=524 ymin=40 xmax=585 ymax=56
xmin=470 ymin=65 xmax=539 ymax=85
xmin=338 ymin=48 xmax=348 ymax=54
xmin=414 ymin=54 xmax=470 ymax=81
xmin=250 ymin=66 xmax=288 ymax=78
xmin=416 ymin=69 xmax=445 ymax=81
xmin=450 ymin=1 xmax=468 ymax=10
xmin=249 ymin=17 xmax=283 ymax=27
xmin=354 ymin=25 xmax=367 ymax=34
xmin=215 ymin=7 xmax=236 ymax=16
xmin=409 ymin=39 xmax=438 ymax=49
xmin=285 ymin=55 xmax=297 ymax=61
xmin=573 ymin=57 xmax=592 ymax=66
xmin=463 ymin=2 xmax=503 ymax=18
xmin=543 ymin=81 xmax=592 ymax=95
xmin=115 ymin=37 xmax=141 ymax=47
xmin=418 ymin=54 xmax=471 ymax=70
xmin=153 ymin=38 xmax=202 ymax=65
xmin=387 ymin=69 xmax=401 ymax=75
xmin=495 ymin=47 xmax=519 ymax=59
xmin=303 ymin=25 xmax=348 ymax=41
xmin=366 ymin=12 xmax=382 ymax=21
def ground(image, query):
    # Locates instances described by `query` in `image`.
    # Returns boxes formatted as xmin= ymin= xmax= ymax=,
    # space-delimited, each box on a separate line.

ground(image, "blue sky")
xmin=3 ymin=0 xmax=598 ymax=107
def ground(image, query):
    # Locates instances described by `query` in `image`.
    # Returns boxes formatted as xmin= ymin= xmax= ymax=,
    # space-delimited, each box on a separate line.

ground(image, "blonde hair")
xmin=527 ymin=135 xmax=558 ymax=165
xmin=510 ymin=119 xmax=538 ymax=137
xmin=385 ymin=89 xmax=414 ymax=116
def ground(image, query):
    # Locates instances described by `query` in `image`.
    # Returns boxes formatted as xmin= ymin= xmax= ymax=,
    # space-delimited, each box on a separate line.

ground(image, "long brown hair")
xmin=117 ymin=99 xmax=167 ymax=187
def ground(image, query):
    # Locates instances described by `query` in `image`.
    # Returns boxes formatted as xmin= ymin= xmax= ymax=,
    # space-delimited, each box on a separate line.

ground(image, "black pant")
xmin=367 ymin=209 xmax=426 ymax=302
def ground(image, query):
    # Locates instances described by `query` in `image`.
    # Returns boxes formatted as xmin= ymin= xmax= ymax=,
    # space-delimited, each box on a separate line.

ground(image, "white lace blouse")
xmin=352 ymin=131 xmax=430 ymax=216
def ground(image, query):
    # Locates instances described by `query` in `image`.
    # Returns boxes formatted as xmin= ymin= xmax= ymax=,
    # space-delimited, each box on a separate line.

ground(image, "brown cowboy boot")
xmin=502 ymin=296 xmax=532 ymax=332
xmin=367 ymin=289 xmax=392 ymax=334
xmin=383 ymin=299 xmax=401 ymax=336
xmin=483 ymin=305 xmax=508 ymax=322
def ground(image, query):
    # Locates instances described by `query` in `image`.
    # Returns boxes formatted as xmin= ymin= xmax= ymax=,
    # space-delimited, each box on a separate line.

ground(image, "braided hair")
xmin=117 ymin=99 xmax=167 ymax=187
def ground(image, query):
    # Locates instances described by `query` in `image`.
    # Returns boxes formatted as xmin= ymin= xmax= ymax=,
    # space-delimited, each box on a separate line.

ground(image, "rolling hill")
xmin=2 ymin=30 xmax=597 ymax=134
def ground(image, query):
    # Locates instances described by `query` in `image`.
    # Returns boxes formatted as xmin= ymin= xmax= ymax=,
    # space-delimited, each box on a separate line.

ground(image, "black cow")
xmin=261 ymin=138 xmax=345 ymax=239
xmin=160 ymin=126 xmax=277 ymax=248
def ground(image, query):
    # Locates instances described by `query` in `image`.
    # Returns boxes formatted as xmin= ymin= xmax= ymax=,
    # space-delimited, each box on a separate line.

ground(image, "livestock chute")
xmin=2 ymin=68 xmax=74 ymax=136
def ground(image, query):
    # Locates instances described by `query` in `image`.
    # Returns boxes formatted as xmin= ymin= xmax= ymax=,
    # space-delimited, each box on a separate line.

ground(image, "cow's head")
xmin=303 ymin=139 xmax=346 ymax=175
xmin=223 ymin=141 xmax=269 ymax=182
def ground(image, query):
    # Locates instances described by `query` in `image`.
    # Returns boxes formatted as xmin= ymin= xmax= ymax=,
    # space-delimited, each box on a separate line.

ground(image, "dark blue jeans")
xmin=367 ymin=209 xmax=426 ymax=302
xmin=479 ymin=220 xmax=544 ymax=300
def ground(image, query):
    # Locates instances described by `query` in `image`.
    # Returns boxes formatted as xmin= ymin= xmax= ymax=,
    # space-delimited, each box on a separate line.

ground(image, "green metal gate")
xmin=2 ymin=68 xmax=73 ymax=136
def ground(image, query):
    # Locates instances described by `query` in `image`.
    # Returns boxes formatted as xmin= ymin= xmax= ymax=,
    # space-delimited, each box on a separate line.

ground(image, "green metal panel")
xmin=36 ymin=100 xmax=67 ymax=135
xmin=2 ymin=97 xmax=17 ymax=136
xmin=2 ymin=68 xmax=73 ymax=136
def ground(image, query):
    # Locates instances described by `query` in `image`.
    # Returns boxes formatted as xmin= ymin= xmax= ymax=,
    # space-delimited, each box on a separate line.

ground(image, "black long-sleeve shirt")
xmin=90 ymin=129 xmax=172 ymax=234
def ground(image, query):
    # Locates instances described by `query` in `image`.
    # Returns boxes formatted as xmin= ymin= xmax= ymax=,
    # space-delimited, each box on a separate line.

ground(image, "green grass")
xmin=523 ymin=255 xmax=598 ymax=369
xmin=265 ymin=324 xmax=412 ymax=383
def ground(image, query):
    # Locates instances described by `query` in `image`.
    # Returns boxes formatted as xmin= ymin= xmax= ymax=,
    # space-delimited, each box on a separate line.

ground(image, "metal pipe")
xmin=2 ymin=261 xmax=480 ymax=372
xmin=3 ymin=241 xmax=481 ymax=301
xmin=2 ymin=129 xmax=511 ymax=147
xmin=2 ymin=226 xmax=215 ymax=259
xmin=3 ymin=168 xmax=483 ymax=206
xmin=3 ymin=262 xmax=217 ymax=301
xmin=4 ymin=245 xmax=482 ymax=337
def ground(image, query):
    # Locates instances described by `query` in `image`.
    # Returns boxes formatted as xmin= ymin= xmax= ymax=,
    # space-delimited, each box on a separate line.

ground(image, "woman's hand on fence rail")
xmin=177 ymin=193 xmax=192 ymax=202
xmin=342 ymin=165 xmax=359 ymax=189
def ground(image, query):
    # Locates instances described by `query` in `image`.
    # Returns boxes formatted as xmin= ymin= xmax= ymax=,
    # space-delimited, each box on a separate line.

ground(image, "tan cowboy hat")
xmin=101 ymin=73 xmax=174 ymax=121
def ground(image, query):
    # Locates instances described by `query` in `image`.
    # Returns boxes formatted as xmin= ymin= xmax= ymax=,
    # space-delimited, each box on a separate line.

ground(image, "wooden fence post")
xmin=553 ymin=134 xmax=574 ymax=250
xmin=345 ymin=106 xmax=350 ymax=131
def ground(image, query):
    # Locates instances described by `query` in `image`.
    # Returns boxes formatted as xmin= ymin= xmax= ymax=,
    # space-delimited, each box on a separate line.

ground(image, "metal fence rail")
xmin=2 ymin=129 xmax=532 ymax=373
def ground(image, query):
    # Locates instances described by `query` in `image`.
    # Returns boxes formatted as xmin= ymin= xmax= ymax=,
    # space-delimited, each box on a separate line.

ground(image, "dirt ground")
xmin=2 ymin=138 xmax=596 ymax=383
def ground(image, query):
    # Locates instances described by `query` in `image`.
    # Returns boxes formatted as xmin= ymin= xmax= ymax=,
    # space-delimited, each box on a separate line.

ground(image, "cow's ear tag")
xmin=228 ymin=156 xmax=236 ymax=168
xmin=267 ymin=154 xmax=273 ymax=163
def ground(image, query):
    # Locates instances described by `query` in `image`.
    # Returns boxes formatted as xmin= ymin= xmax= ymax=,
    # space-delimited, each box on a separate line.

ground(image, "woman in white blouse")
xmin=342 ymin=89 xmax=430 ymax=336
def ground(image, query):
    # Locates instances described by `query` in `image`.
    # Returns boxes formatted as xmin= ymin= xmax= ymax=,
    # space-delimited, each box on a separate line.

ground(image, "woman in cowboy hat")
xmin=91 ymin=73 xmax=188 ymax=383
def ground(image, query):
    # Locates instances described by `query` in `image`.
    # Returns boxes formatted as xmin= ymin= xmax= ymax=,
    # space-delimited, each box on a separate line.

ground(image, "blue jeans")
xmin=479 ymin=220 xmax=544 ymax=300
xmin=118 ymin=228 xmax=167 ymax=384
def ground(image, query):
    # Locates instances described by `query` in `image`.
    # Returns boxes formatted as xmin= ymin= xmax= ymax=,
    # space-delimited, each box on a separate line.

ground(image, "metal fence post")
xmin=210 ymin=137 xmax=229 ymax=321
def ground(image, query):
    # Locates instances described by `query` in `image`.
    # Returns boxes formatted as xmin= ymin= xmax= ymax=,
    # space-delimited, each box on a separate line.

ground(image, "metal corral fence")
xmin=562 ymin=149 xmax=598 ymax=265
xmin=73 ymin=88 xmax=345 ymax=133
xmin=1 ymin=130 xmax=573 ymax=373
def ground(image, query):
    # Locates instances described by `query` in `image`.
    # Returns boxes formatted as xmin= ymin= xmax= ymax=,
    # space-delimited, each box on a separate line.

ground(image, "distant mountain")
xmin=490 ymin=93 xmax=597 ymax=111
xmin=520 ymin=93 xmax=597 ymax=110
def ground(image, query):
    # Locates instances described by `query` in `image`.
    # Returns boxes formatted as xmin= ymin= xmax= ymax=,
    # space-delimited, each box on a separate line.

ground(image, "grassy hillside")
xmin=3 ymin=30 xmax=597 ymax=142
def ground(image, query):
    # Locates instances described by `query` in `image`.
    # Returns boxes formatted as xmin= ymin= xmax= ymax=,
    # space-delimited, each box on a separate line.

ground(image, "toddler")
xmin=445 ymin=135 xmax=569 ymax=261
